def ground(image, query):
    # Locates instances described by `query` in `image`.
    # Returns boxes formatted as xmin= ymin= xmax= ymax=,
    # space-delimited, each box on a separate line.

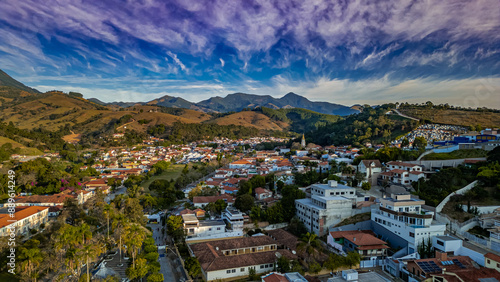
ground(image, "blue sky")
xmin=0 ymin=0 xmax=499 ymax=108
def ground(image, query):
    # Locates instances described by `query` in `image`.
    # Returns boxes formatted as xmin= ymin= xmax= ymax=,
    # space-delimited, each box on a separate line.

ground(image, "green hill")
xmin=0 ymin=69 xmax=39 ymax=93
xmin=255 ymin=107 xmax=341 ymax=133
xmin=306 ymin=104 xmax=419 ymax=146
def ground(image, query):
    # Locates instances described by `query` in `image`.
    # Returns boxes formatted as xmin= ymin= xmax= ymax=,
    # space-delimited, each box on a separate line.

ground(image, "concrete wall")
xmin=459 ymin=246 xmax=485 ymax=266
xmin=461 ymin=205 xmax=500 ymax=214
xmin=433 ymin=145 xmax=460 ymax=153
xmin=406 ymin=158 xmax=486 ymax=170
xmin=206 ymin=263 xmax=274 ymax=281
xmin=435 ymin=180 xmax=478 ymax=213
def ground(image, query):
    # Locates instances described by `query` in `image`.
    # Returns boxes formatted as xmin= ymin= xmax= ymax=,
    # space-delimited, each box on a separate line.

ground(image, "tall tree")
xmin=297 ymin=232 xmax=322 ymax=263
xmin=19 ymin=239 xmax=43 ymax=281
xmin=123 ymin=223 xmax=148 ymax=268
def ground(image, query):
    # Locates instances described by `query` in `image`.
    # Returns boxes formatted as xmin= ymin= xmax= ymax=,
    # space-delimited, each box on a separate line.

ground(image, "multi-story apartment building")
xmin=295 ymin=180 xmax=357 ymax=236
xmin=371 ymin=193 xmax=445 ymax=254
xmin=189 ymin=236 xmax=296 ymax=281
xmin=0 ymin=206 xmax=49 ymax=237
xmin=222 ymin=206 xmax=245 ymax=231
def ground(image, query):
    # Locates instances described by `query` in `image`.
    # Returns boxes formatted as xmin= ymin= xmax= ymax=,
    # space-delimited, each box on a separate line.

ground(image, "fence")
xmin=359 ymin=258 xmax=387 ymax=268
xmin=436 ymin=212 xmax=491 ymax=248
xmin=435 ymin=180 xmax=478 ymax=213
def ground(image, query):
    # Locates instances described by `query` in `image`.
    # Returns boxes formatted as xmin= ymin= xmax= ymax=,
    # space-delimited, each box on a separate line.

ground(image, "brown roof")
xmin=190 ymin=236 xmax=296 ymax=272
xmin=255 ymin=187 xmax=271 ymax=195
xmin=262 ymin=273 xmax=287 ymax=282
xmin=190 ymin=236 xmax=277 ymax=253
xmin=267 ymin=229 xmax=298 ymax=251
xmin=410 ymin=256 xmax=473 ymax=275
xmin=193 ymin=194 xmax=235 ymax=204
xmin=205 ymin=249 xmax=295 ymax=271
xmin=331 ymin=230 xmax=388 ymax=248
xmin=0 ymin=206 xmax=49 ymax=228
xmin=361 ymin=159 xmax=382 ymax=168
xmin=391 ymin=169 xmax=408 ymax=174
xmin=15 ymin=192 xmax=76 ymax=205
xmin=431 ymin=267 xmax=500 ymax=282
xmin=485 ymin=252 xmax=500 ymax=263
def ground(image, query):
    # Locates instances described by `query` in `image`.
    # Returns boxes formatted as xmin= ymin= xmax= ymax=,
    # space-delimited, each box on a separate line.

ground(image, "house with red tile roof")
xmin=328 ymin=230 xmax=389 ymax=259
xmin=255 ymin=187 xmax=272 ymax=201
xmin=188 ymin=236 xmax=296 ymax=281
xmin=485 ymin=252 xmax=500 ymax=272
xmin=0 ymin=206 xmax=49 ymax=237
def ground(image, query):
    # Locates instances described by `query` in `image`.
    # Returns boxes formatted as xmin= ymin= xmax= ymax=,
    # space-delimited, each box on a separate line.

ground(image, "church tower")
xmin=301 ymin=133 xmax=306 ymax=148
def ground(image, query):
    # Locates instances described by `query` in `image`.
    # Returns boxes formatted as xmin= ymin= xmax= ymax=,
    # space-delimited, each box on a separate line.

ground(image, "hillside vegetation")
xmin=422 ymin=149 xmax=488 ymax=160
xmin=399 ymin=103 xmax=500 ymax=128
xmin=307 ymin=104 xmax=419 ymax=146
xmin=256 ymin=107 xmax=341 ymax=133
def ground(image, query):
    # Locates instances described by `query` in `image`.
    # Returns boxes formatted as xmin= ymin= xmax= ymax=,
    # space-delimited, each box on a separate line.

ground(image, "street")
xmin=149 ymin=223 xmax=178 ymax=282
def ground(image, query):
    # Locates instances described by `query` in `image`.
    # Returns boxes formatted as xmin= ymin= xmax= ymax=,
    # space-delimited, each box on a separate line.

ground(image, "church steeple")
xmin=301 ymin=133 xmax=306 ymax=147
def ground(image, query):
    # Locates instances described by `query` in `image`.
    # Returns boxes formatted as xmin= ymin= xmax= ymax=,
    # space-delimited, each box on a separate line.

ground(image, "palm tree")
xmin=19 ymin=239 xmax=43 ymax=281
xmin=297 ymin=232 xmax=322 ymax=263
xmin=103 ymin=204 xmax=113 ymax=240
xmin=123 ymin=223 xmax=148 ymax=268
xmin=112 ymin=213 xmax=128 ymax=263
xmin=78 ymin=223 xmax=92 ymax=245
xmin=81 ymin=238 xmax=105 ymax=282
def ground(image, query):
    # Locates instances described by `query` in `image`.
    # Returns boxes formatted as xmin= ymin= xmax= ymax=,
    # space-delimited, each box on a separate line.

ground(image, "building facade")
xmin=0 ymin=206 xmax=49 ymax=237
xmin=371 ymin=193 xmax=445 ymax=254
xmin=295 ymin=180 xmax=357 ymax=236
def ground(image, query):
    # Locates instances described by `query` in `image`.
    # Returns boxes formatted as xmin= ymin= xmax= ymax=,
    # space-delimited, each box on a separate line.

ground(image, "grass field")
xmin=0 ymin=136 xmax=43 ymax=155
xmin=140 ymin=164 xmax=185 ymax=189
xmin=400 ymin=108 xmax=500 ymax=128
xmin=422 ymin=149 xmax=488 ymax=160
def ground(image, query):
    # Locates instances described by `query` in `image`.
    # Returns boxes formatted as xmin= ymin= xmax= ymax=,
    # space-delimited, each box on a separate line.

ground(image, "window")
xmin=232 ymin=269 xmax=236 ymax=273
xmin=409 ymin=232 xmax=415 ymax=238
xmin=241 ymin=268 xmax=245 ymax=272
xmin=226 ymin=270 xmax=231 ymax=274
xmin=437 ymin=240 xmax=444 ymax=246
xmin=487 ymin=259 xmax=491 ymax=264
xmin=260 ymin=265 xmax=265 ymax=269
xmin=217 ymin=227 xmax=221 ymax=230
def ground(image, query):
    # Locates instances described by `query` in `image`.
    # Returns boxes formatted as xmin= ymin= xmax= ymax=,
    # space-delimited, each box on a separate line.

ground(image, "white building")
xmin=0 ymin=206 xmax=49 ymax=237
xmin=381 ymin=161 xmax=425 ymax=186
xmin=358 ymin=159 xmax=383 ymax=179
xmin=371 ymin=193 xmax=445 ymax=254
xmin=222 ymin=207 xmax=245 ymax=231
xmin=182 ymin=214 xmax=242 ymax=242
xmin=189 ymin=236 xmax=296 ymax=281
xmin=295 ymin=180 xmax=357 ymax=236
xmin=432 ymin=235 xmax=485 ymax=266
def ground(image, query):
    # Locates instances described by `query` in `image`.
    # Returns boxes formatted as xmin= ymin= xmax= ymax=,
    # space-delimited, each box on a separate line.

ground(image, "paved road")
xmin=150 ymin=224 xmax=178 ymax=282
xmin=393 ymin=109 xmax=420 ymax=121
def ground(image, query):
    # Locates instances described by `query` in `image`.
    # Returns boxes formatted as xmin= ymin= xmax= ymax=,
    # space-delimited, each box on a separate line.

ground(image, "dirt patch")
xmin=63 ymin=131 xmax=81 ymax=143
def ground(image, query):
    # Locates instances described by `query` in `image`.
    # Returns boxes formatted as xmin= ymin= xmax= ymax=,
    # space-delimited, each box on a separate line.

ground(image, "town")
xmin=2 ymin=125 xmax=500 ymax=282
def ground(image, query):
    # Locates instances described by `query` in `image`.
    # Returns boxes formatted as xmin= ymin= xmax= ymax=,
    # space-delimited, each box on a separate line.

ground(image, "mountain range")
xmin=134 ymin=92 xmax=359 ymax=116
xmin=0 ymin=69 xmax=358 ymax=116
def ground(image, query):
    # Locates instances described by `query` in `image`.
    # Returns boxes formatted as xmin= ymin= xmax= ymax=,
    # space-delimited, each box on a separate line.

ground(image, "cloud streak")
xmin=0 ymin=0 xmax=499 ymax=107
